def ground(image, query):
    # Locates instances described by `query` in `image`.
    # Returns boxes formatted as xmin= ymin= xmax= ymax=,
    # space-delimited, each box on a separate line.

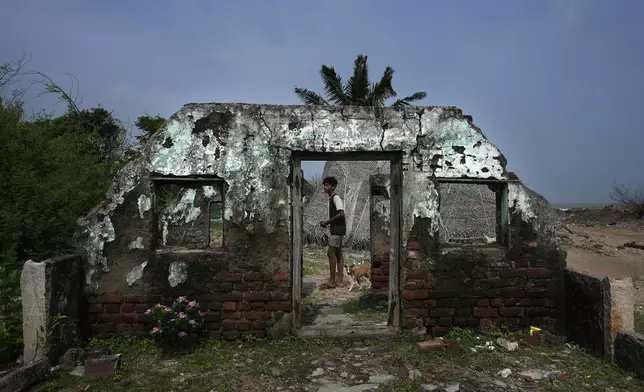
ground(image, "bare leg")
xmin=335 ymin=247 xmax=344 ymax=286
xmin=325 ymin=246 xmax=337 ymax=287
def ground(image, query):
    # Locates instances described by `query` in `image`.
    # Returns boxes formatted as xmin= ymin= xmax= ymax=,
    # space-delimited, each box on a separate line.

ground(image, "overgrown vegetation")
xmin=0 ymin=54 xmax=165 ymax=366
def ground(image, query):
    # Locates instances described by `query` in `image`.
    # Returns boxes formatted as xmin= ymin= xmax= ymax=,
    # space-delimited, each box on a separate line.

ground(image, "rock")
xmin=69 ymin=365 xmax=85 ymax=377
xmin=340 ymin=371 xmax=348 ymax=378
xmin=59 ymin=348 xmax=82 ymax=371
xmin=496 ymin=338 xmax=518 ymax=352
xmin=84 ymin=354 xmax=120 ymax=379
xmin=367 ymin=374 xmax=396 ymax=383
xmin=416 ymin=339 xmax=449 ymax=352
xmin=497 ymin=368 xmax=512 ymax=378
xmin=408 ymin=369 xmax=422 ymax=379
xmin=270 ymin=367 xmax=281 ymax=377
xmin=444 ymin=384 xmax=460 ymax=392
xmin=311 ymin=367 xmax=324 ymax=377
xmin=492 ymin=380 xmax=508 ymax=388
xmin=421 ymin=384 xmax=439 ymax=391
xmin=317 ymin=384 xmax=378 ymax=392
xmin=519 ymin=369 xmax=549 ymax=380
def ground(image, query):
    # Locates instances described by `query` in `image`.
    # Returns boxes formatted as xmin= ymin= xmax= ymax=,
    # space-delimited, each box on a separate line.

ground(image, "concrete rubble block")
xmin=84 ymin=354 xmax=121 ymax=379
xmin=603 ymin=276 xmax=635 ymax=360
xmin=0 ymin=358 xmax=50 ymax=392
xmin=20 ymin=255 xmax=83 ymax=364
xmin=614 ymin=332 xmax=644 ymax=378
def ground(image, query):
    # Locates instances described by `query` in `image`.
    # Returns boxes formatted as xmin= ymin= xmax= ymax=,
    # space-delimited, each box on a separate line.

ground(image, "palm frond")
xmin=319 ymin=65 xmax=349 ymax=105
xmin=294 ymin=87 xmax=329 ymax=105
xmin=391 ymin=91 xmax=427 ymax=108
xmin=369 ymin=66 xmax=397 ymax=106
xmin=345 ymin=55 xmax=370 ymax=105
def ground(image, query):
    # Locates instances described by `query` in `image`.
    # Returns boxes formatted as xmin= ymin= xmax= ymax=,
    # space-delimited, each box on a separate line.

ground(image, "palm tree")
xmin=294 ymin=54 xmax=426 ymax=108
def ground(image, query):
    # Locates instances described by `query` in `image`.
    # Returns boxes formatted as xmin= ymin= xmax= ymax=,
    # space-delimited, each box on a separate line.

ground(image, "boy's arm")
xmin=324 ymin=195 xmax=345 ymax=224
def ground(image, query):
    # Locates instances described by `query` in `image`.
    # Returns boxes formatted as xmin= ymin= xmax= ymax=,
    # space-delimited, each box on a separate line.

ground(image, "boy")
xmin=319 ymin=176 xmax=347 ymax=289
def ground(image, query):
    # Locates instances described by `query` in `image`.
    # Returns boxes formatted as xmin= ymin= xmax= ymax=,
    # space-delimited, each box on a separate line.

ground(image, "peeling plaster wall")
xmin=75 ymin=103 xmax=564 ymax=339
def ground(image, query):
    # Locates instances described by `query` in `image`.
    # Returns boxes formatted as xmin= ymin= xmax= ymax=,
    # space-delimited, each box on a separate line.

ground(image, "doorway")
xmin=291 ymin=152 xmax=403 ymax=336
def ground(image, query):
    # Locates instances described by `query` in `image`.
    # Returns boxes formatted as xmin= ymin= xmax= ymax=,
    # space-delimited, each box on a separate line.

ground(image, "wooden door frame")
xmin=290 ymin=151 xmax=404 ymax=330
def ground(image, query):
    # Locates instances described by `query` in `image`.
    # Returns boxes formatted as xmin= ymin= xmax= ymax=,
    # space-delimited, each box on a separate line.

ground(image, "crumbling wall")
xmin=75 ymin=103 xmax=561 ymax=340
xmin=370 ymin=174 xmax=391 ymax=290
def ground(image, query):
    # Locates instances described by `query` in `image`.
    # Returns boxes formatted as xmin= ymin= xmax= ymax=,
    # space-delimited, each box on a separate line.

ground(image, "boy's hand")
xmin=319 ymin=220 xmax=329 ymax=228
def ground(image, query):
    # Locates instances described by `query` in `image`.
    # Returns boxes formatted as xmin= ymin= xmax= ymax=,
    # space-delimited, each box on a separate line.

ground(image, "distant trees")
xmin=610 ymin=183 xmax=644 ymax=218
xmin=294 ymin=54 xmax=427 ymax=108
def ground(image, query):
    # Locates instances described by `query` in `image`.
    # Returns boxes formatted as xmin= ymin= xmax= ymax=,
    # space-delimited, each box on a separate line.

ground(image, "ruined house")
xmin=75 ymin=103 xmax=566 ymax=339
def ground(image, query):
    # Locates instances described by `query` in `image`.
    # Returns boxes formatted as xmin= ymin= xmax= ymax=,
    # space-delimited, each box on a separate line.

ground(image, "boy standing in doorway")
xmin=319 ymin=176 xmax=347 ymax=289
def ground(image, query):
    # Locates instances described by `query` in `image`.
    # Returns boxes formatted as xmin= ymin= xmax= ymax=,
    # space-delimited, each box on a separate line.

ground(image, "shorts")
xmin=328 ymin=235 xmax=344 ymax=248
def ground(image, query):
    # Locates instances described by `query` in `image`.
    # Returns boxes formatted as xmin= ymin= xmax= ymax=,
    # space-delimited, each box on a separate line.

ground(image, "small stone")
xmin=59 ymin=348 xmax=82 ymax=371
xmin=340 ymin=371 xmax=348 ymax=378
xmin=492 ymin=380 xmax=508 ymax=388
xmin=497 ymin=368 xmax=512 ymax=378
xmin=271 ymin=366 xmax=281 ymax=377
xmin=520 ymin=369 xmax=548 ymax=381
xmin=496 ymin=338 xmax=518 ymax=352
xmin=69 ymin=365 xmax=85 ymax=377
xmin=421 ymin=384 xmax=439 ymax=391
xmin=311 ymin=367 xmax=324 ymax=377
xmin=84 ymin=354 xmax=120 ymax=379
xmin=409 ymin=369 xmax=422 ymax=379
xmin=368 ymin=374 xmax=396 ymax=383
xmin=444 ymin=383 xmax=460 ymax=392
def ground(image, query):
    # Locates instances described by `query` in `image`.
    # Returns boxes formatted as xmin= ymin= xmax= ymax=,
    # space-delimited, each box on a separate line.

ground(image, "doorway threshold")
xmin=295 ymin=324 xmax=398 ymax=340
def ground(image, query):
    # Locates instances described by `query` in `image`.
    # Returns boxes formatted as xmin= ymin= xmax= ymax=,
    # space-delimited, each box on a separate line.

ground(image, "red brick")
xmin=479 ymin=318 xmax=501 ymax=330
xmin=98 ymin=295 xmax=121 ymax=304
xmin=380 ymin=262 xmax=389 ymax=270
xmin=476 ymin=299 xmax=489 ymax=307
xmin=490 ymin=299 xmax=504 ymax=307
xmin=88 ymin=304 xmax=103 ymax=313
xmin=266 ymin=301 xmax=279 ymax=311
xmin=243 ymin=272 xmax=264 ymax=282
xmin=499 ymin=307 xmax=525 ymax=317
xmin=223 ymin=331 xmax=241 ymax=340
xmin=404 ymin=281 xmax=417 ymax=289
xmin=403 ymin=290 xmax=429 ymax=300
xmin=122 ymin=314 xmax=137 ymax=323
xmin=245 ymin=292 xmax=270 ymax=301
xmin=405 ymin=308 xmax=429 ymax=318
xmin=223 ymin=302 xmax=237 ymax=311
xmin=221 ymin=319 xmax=236 ymax=330
xmin=430 ymin=308 xmax=456 ymax=317
xmin=251 ymin=302 xmax=265 ymax=311
xmin=372 ymin=268 xmax=383 ymax=276
xmin=424 ymin=299 xmax=437 ymax=308
xmin=217 ymin=272 xmax=242 ymax=282
xmin=238 ymin=301 xmax=251 ymax=311
xmin=216 ymin=292 xmax=243 ymax=301
xmin=135 ymin=304 xmax=149 ymax=313
xmin=279 ymin=301 xmax=291 ymax=311
xmin=472 ymin=307 xmax=499 ymax=318
xmin=121 ymin=303 xmax=136 ymax=313
xmin=123 ymin=295 xmax=147 ymax=303
xmin=104 ymin=304 xmax=120 ymax=314
xmin=237 ymin=320 xmax=251 ymax=331
xmin=525 ymin=268 xmax=551 ymax=278
xmin=245 ymin=311 xmax=271 ymax=320
xmin=273 ymin=272 xmax=289 ymax=281
xmin=252 ymin=320 xmax=275 ymax=329
xmin=500 ymin=269 xmax=526 ymax=278
xmin=372 ymin=274 xmax=388 ymax=282
xmin=222 ymin=311 xmax=242 ymax=319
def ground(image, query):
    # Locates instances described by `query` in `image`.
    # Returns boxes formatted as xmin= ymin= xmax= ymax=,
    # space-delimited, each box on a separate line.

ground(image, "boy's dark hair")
xmin=323 ymin=176 xmax=338 ymax=187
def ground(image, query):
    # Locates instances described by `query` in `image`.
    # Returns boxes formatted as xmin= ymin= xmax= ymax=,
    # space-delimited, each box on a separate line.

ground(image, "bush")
xmin=610 ymin=183 xmax=644 ymax=218
xmin=147 ymin=296 xmax=204 ymax=351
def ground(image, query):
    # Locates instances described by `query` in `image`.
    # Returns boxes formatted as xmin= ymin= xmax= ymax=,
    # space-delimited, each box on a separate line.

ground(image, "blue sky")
xmin=2 ymin=0 xmax=643 ymax=204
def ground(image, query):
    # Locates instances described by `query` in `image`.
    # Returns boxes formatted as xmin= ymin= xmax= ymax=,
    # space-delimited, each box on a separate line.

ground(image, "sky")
xmin=2 ymin=0 xmax=643 ymax=204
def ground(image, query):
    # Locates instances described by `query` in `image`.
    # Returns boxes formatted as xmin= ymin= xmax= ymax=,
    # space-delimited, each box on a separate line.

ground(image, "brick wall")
xmin=86 ymin=269 xmax=291 ymax=340
xmin=401 ymin=214 xmax=566 ymax=336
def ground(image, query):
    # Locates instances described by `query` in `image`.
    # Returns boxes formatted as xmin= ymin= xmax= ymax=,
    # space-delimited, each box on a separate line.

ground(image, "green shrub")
xmin=148 ymin=296 xmax=205 ymax=351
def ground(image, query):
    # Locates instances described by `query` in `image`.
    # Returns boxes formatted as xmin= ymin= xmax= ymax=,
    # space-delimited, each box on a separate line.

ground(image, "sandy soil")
xmin=557 ymin=206 xmax=644 ymax=303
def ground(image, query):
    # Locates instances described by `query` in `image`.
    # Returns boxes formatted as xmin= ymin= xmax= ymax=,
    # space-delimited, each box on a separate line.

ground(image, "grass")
xmin=43 ymin=328 xmax=644 ymax=392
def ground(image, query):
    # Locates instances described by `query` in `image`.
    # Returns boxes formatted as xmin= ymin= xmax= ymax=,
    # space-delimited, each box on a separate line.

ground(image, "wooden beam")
xmin=291 ymin=157 xmax=303 ymax=330
xmin=388 ymin=155 xmax=403 ymax=328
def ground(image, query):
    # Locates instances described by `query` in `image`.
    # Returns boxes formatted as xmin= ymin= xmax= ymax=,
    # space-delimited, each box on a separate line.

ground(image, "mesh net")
xmin=438 ymin=183 xmax=497 ymax=244
xmin=303 ymin=161 xmax=389 ymax=250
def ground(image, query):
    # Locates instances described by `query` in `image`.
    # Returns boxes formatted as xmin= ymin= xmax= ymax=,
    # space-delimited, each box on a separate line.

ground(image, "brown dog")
xmin=344 ymin=261 xmax=372 ymax=292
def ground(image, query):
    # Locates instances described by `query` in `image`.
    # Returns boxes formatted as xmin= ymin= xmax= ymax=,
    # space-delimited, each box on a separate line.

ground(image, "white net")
xmin=438 ymin=183 xmax=497 ymax=244
xmin=303 ymin=161 xmax=389 ymax=250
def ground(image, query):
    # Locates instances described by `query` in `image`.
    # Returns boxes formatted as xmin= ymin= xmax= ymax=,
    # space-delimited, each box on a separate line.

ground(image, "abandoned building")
xmin=74 ymin=103 xmax=567 ymax=340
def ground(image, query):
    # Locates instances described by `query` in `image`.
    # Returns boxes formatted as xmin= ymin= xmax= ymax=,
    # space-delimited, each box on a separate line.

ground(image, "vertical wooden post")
xmin=388 ymin=155 xmax=403 ymax=328
xmin=291 ymin=156 xmax=303 ymax=329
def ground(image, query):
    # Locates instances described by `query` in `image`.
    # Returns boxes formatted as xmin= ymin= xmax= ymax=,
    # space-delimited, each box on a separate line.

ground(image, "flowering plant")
xmin=146 ymin=296 xmax=204 ymax=350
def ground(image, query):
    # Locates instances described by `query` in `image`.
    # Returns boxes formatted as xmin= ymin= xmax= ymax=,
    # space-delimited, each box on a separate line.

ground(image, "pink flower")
xmin=188 ymin=301 xmax=196 ymax=307
xmin=190 ymin=319 xmax=197 ymax=325
xmin=178 ymin=331 xmax=186 ymax=337
xmin=145 ymin=308 xmax=151 ymax=314
xmin=178 ymin=312 xmax=186 ymax=319
xmin=178 ymin=296 xmax=186 ymax=302
xmin=151 ymin=327 xmax=160 ymax=334
xmin=164 ymin=306 xmax=171 ymax=312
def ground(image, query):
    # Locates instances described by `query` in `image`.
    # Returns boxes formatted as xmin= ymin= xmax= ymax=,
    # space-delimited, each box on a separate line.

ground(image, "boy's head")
xmin=322 ymin=176 xmax=338 ymax=195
